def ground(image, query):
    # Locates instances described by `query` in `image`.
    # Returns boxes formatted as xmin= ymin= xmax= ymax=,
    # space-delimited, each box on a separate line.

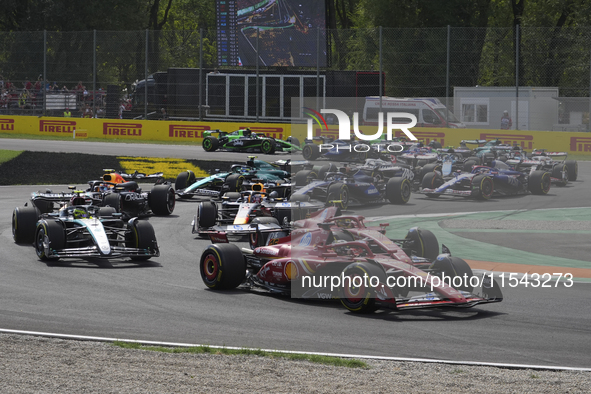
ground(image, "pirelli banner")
xmin=2 ymin=115 xmax=591 ymax=156
xmin=0 ymin=115 xmax=289 ymax=142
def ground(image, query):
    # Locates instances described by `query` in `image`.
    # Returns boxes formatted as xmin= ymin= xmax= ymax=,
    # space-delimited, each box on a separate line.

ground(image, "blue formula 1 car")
xmin=420 ymin=160 xmax=551 ymax=199
xmin=175 ymin=157 xmax=292 ymax=199
xmin=291 ymin=166 xmax=412 ymax=209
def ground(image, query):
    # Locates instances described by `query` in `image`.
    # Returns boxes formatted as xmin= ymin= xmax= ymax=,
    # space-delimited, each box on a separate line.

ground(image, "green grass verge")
xmin=0 ymin=149 xmax=23 ymax=165
xmin=112 ymin=341 xmax=369 ymax=369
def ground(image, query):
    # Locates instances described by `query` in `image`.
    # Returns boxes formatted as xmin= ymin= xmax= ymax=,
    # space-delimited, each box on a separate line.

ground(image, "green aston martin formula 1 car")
xmin=202 ymin=128 xmax=301 ymax=154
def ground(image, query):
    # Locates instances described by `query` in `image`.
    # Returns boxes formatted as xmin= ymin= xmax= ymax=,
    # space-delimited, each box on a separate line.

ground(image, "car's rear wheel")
xmin=386 ymin=177 xmax=411 ymax=204
xmin=529 ymin=170 xmax=551 ymax=195
xmin=203 ymin=136 xmax=219 ymax=152
xmin=340 ymin=263 xmax=378 ymax=313
xmin=12 ymin=206 xmax=39 ymax=244
xmin=35 ymin=220 xmax=65 ymax=261
xmin=471 ymin=175 xmax=494 ymax=200
xmin=261 ymin=138 xmax=276 ymax=154
xmin=126 ymin=220 xmax=158 ymax=261
xmin=149 ymin=185 xmax=175 ymax=215
xmin=200 ymin=244 xmax=246 ymax=289
xmin=103 ymin=193 xmax=121 ymax=212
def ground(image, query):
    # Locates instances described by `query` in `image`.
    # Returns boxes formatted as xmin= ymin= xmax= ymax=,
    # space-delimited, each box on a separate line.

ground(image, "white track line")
xmin=1 ymin=328 xmax=589 ymax=372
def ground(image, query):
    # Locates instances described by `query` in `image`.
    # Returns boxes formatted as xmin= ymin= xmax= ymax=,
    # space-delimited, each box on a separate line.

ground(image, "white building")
xmin=453 ymin=86 xmax=559 ymax=131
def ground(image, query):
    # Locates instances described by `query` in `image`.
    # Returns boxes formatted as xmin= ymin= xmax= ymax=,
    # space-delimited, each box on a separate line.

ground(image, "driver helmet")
xmin=73 ymin=207 xmax=89 ymax=219
xmin=243 ymin=128 xmax=252 ymax=137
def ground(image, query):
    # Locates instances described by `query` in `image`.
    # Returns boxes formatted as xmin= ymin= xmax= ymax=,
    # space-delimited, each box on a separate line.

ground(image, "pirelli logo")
xmin=39 ymin=120 xmax=76 ymax=133
xmin=103 ymin=122 xmax=142 ymax=137
xmin=570 ymin=136 xmax=591 ymax=152
xmin=0 ymin=118 xmax=15 ymax=131
xmin=480 ymin=133 xmax=533 ymax=149
xmin=395 ymin=130 xmax=445 ymax=146
xmin=240 ymin=126 xmax=285 ymax=140
xmin=168 ymin=124 xmax=210 ymax=138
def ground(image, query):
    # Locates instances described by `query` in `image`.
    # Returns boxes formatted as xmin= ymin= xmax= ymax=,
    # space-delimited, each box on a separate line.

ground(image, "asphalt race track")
xmin=1 ymin=139 xmax=590 ymax=368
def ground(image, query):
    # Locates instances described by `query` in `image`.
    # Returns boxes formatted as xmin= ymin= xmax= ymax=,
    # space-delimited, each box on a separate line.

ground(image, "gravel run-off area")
xmin=1 ymin=334 xmax=589 ymax=393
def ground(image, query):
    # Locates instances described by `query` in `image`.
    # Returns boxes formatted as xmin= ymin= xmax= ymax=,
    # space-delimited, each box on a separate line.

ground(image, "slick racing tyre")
xmin=551 ymin=164 xmax=568 ymax=186
xmin=202 ymin=136 xmax=219 ymax=152
xmin=403 ymin=227 xmax=439 ymax=262
xmin=286 ymin=136 xmax=300 ymax=147
xmin=302 ymin=144 xmax=320 ymax=161
xmin=428 ymin=140 xmax=443 ymax=149
xmin=98 ymin=207 xmax=117 ymax=217
xmin=327 ymin=183 xmax=349 ymax=210
xmin=471 ymin=174 xmax=494 ymax=200
xmin=293 ymin=170 xmax=317 ymax=187
xmin=224 ymin=174 xmax=244 ymax=192
xmin=200 ymin=244 xmax=246 ymax=290
xmin=197 ymin=201 xmax=218 ymax=228
xmin=126 ymin=220 xmax=158 ymax=261
xmin=386 ymin=177 xmax=411 ymax=204
xmin=528 ymin=170 xmax=551 ymax=195
xmin=35 ymin=220 xmax=65 ymax=261
xmin=149 ymin=185 xmax=175 ymax=215
xmin=421 ymin=172 xmax=444 ymax=198
xmin=419 ymin=163 xmax=441 ymax=181
xmin=175 ymin=170 xmax=196 ymax=194
xmin=340 ymin=263 xmax=380 ymax=313
xmin=429 ymin=256 xmax=474 ymax=293
xmin=565 ymin=160 xmax=578 ymax=182
xmin=261 ymin=138 xmax=276 ymax=154
xmin=316 ymin=163 xmax=337 ymax=180
xmin=463 ymin=160 xmax=478 ymax=172
xmin=103 ymin=193 xmax=122 ymax=212
xmin=465 ymin=156 xmax=481 ymax=165
xmin=12 ymin=206 xmax=39 ymax=244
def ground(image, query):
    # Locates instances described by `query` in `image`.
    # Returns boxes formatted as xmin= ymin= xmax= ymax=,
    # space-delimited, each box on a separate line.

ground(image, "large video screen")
xmin=216 ymin=0 xmax=327 ymax=67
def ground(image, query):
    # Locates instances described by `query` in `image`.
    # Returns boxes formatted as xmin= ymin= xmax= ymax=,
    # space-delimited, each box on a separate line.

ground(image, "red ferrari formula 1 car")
xmin=199 ymin=207 xmax=502 ymax=313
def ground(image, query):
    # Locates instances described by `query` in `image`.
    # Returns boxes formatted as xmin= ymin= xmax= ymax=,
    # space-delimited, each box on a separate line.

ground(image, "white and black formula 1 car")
xmin=12 ymin=204 xmax=159 ymax=262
